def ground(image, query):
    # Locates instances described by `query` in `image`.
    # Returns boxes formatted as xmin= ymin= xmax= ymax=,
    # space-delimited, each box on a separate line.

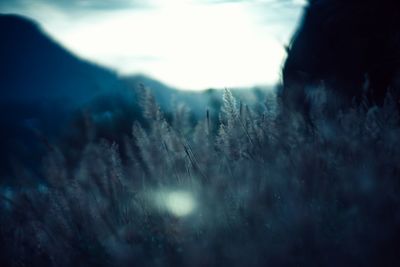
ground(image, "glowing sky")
xmin=0 ymin=0 xmax=305 ymax=90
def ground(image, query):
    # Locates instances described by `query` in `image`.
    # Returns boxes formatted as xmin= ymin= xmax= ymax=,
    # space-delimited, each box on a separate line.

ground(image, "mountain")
xmin=0 ymin=14 xmax=126 ymax=178
xmin=0 ymin=14 xmax=123 ymax=118
xmin=0 ymin=14 xmax=119 ymax=90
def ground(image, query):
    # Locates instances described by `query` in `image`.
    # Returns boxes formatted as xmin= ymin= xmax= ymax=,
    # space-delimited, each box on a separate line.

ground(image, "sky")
xmin=0 ymin=0 xmax=306 ymax=90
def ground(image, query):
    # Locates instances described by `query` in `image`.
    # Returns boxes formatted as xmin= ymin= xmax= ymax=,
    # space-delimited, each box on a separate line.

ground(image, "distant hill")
xmin=0 ymin=14 xmax=125 ymax=178
xmin=0 ymin=14 xmax=123 ymax=119
xmin=122 ymin=75 xmax=209 ymax=114
xmin=122 ymin=75 xmax=272 ymax=117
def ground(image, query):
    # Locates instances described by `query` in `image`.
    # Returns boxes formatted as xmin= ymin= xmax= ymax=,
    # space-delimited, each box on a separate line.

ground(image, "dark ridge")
xmin=281 ymin=0 xmax=400 ymax=116
xmin=0 ymin=13 xmax=121 ymax=179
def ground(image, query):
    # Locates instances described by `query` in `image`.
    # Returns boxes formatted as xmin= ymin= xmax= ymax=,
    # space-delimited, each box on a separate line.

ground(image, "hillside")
xmin=0 ymin=14 xmax=124 ymax=177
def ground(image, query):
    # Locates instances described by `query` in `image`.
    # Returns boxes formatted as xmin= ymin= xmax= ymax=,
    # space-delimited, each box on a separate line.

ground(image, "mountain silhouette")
xmin=0 ymin=14 xmax=122 ymax=115
xmin=0 ymin=14 xmax=125 ymax=179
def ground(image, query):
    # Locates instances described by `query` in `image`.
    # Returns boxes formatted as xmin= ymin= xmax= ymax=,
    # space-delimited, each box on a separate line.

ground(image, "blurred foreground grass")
xmin=1 ymin=87 xmax=400 ymax=267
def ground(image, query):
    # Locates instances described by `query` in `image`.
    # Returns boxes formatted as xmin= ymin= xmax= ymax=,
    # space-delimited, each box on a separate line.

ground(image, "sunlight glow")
xmin=3 ymin=0 xmax=303 ymax=90
xmin=153 ymin=190 xmax=197 ymax=217
xmin=165 ymin=191 xmax=196 ymax=217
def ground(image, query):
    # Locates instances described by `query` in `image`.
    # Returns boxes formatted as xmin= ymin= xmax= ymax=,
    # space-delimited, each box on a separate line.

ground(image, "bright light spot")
xmin=292 ymin=0 xmax=308 ymax=6
xmin=166 ymin=191 xmax=196 ymax=217
xmin=53 ymin=3 xmax=285 ymax=89
xmin=152 ymin=190 xmax=197 ymax=217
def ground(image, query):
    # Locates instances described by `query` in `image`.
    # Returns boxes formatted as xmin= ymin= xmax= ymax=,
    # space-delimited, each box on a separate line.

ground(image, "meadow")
xmin=1 ymin=85 xmax=400 ymax=267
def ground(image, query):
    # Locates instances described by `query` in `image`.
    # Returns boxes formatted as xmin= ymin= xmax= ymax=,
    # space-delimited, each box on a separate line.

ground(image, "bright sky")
xmin=1 ymin=0 xmax=306 ymax=90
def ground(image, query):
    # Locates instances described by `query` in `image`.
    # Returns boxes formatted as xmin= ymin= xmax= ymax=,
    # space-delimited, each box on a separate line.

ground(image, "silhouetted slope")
xmin=0 ymin=14 xmax=122 ymax=179
xmin=282 ymin=0 xmax=400 ymax=115
xmin=0 ymin=14 xmax=120 ymax=108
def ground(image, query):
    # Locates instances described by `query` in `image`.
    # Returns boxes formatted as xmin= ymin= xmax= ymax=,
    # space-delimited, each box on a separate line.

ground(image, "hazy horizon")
xmin=0 ymin=0 xmax=305 ymax=90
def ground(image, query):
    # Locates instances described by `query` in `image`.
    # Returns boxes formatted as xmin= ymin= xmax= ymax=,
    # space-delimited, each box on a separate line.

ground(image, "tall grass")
xmin=1 ymin=86 xmax=400 ymax=267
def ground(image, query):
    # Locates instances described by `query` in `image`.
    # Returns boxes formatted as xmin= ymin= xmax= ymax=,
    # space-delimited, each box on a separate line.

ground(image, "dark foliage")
xmin=1 ymin=87 xmax=400 ymax=267
xmin=282 ymin=0 xmax=400 ymax=116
